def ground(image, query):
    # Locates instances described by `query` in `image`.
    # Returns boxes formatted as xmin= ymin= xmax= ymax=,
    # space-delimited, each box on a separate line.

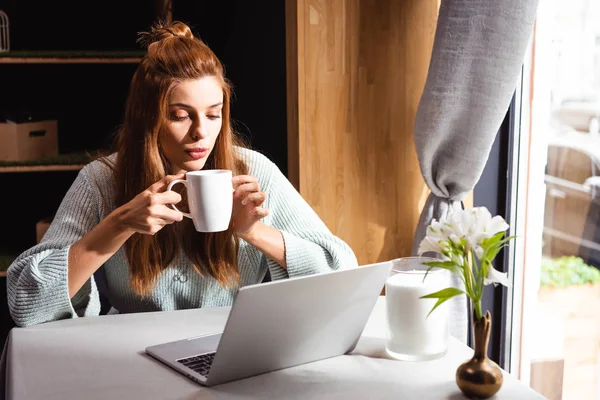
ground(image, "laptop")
xmin=145 ymin=261 xmax=392 ymax=386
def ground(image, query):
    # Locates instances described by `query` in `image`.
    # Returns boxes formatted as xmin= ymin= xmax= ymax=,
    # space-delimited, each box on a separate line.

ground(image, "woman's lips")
xmin=185 ymin=147 xmax=209 ymax=160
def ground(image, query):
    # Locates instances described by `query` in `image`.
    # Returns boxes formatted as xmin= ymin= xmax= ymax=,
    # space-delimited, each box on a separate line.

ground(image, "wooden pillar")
xmin=286 ymin=0 xmax=439 ymax=264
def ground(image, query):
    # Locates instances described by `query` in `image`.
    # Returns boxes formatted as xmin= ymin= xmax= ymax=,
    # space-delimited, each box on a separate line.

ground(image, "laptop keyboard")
xmin=177 ymin=352 xmax=216 ymax=377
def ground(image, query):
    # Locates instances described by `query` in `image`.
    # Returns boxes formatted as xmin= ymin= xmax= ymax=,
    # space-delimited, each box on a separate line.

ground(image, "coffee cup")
xmin=167 ymin=170 xmax=233 ymax=232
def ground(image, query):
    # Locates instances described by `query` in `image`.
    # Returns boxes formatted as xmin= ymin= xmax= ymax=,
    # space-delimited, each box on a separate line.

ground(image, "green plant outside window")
xmin=540 ymin=256 xmax=600 ymax=288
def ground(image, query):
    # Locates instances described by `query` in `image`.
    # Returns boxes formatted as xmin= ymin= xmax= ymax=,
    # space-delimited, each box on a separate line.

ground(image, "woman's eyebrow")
xmin=169 ymin=102 xmax=223 ymax=108
xmin=168 ymin=102 xmax=193 ymax=108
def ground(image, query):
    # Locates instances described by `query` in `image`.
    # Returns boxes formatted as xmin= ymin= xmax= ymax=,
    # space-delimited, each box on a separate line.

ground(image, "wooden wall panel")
xmin=287 ymin=0 xmax=439 ymax=265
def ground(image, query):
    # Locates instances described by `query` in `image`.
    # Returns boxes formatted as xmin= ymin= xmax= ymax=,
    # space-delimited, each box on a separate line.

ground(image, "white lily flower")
xmin=484 ymin=266 xmax=510 ymax=287
xmin=430 ymin=219 xmax=457 ymax=244
xmin=419 ymin=206 xmax=516 ymax=321
xmin=474 ymin=245 xmax=484 ymax=259
xmin=474 ymin=209 xmax=509 ymax=243
xmin=449 ymin=233 xmax=461 ymax=246
xmin=486 ymin=215 xmax=510 ymax=237
xmin=446 ymin=212 xmax=467 ymax=239
xmin=468 ymin=208 xmax=490 ymax=244
xmin=445 ymin=209 xmax=481 ymax=251
xmin=426 ymin=221 xmax=447 ymax=242
xmin=418 ymin=236 xmax=443 ymax=255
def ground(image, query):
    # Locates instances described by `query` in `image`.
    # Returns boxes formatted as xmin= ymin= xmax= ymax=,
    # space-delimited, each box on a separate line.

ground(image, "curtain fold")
xmin=411 ymin=0 xmax=540 ymax=343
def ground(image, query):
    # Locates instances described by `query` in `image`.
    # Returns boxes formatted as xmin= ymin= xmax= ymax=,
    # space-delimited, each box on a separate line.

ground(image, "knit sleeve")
xmin=256 ymin=155 xmax=359 ymax=280
xmin=7 ymin=167 xmax=102 ymax=327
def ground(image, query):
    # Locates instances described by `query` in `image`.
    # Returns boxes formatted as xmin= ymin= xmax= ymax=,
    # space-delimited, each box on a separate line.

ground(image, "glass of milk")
xmin=385 ymin=257 xmax=452 ymax=361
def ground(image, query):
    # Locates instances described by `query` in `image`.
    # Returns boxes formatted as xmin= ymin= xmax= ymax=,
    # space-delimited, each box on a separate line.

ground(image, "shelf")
xmin=0 ymin=152 xmax=94 ymax=173
xmin=0 ymin=51 xmax=145 ymax=64
xmin=0 ymin=58 xmax=142 ymax=64
xmin=0 ymin=164 xmax=85 ymax=173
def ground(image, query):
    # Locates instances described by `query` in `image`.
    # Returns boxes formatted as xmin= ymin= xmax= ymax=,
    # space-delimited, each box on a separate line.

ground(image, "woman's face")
xmin=160 ymin=76 xmax=224 ymax=173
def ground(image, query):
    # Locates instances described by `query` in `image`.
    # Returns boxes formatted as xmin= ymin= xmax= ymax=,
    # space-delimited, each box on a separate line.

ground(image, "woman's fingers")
xmin=148 ymin=173 xmax=186 ymax=193
xmin=151 ymin=206 xmax=184 ymax=222
xmin=233 ymin=175 xmax=258 ymax=185
xmin=135 ymin=210 xmax=183 ymax=234
xmin=146 ymin=191 xmax=184 ymax=228
xmin=147 ymin=190 xmax=182 ymax=206
xmin=233 ymin=175 xmax=260 ymax=198
xmin=231 ymin=175 xmax=269 ymax=234
xmin=242 ymin=191 xmax=267 ymax=206
xmin=234 ymin=182 xmax=261 ymax=198
xmin=253 ymin=207 xmax=269 ymax=219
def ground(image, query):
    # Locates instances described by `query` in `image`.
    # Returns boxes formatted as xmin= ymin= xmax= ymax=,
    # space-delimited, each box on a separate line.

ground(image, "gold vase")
xmin=456 ymin=311 xmax=503 ymax=399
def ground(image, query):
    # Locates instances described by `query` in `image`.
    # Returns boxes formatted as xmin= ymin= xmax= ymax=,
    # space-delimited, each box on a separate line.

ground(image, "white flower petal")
xmin=452 ymin=212 xmax=469 ymax=237
xmin=476 ymin=207 xmax=493 ymax=223
xmin=427 ymin=221 xmax=447 ymax=241
xmin=486 ymin=215 xmax=510 ymax=236
xmin=474 ymin=245 xmax=484 ymax=259
xmin=484 ymin=267 xmax=510 ymax=287
xmin=474 ymin=207 xmax=491 ymax=236
xmin=449 ymin=234 xmax=461 ymax=245
xmin=470 ymin=233 xmax=487 ymax=248
xmin=418 ymin=236 xmax=442 ymax=255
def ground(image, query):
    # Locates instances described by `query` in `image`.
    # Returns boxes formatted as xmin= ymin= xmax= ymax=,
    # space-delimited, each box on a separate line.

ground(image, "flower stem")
xmin=474 ymin=300 xmax=483 ymax=320
xmin=463 ymin=252 xmax=483 ymax=320
xmin=464 ymin=253 xmax=475 ymax=304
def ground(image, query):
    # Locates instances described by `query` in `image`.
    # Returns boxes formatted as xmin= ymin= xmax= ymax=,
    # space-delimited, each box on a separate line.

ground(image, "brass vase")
xmin=456 ymin=311 xmax=503 ymax=399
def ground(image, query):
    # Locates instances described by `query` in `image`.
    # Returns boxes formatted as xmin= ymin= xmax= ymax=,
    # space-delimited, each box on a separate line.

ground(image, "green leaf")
xmin=481 ymin=235 xmax=517 ymax=263
xmin=422 ymin=262 xmax=460 ymax=284
xmin=481 ymin=235 xmax=516 ymax=257
xmin=423 ymin=261 xmax=458 ymax=270
xmin=483 ymin=243 xmax=506 ymax=263
xmin=481 ymin=232 xmax=505 ymax=248
xmin=495 ymin=235 xmax=517 ymax=248
xmin=420 ymin=287 xmax=465 ymax=299
xmin=420 ymin=287 xmax=466 ymax=318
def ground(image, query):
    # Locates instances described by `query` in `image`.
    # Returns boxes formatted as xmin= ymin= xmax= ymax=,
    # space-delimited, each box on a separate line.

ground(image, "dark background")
xmin=0 ymin=0 xmax=288 ymax=252
xmin=0 ymin=0 xmax=287 ymax=337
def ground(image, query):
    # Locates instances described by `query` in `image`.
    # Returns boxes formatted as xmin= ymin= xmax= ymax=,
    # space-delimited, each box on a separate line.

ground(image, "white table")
xmin=1 ymin=297 xmax=545 ymax=400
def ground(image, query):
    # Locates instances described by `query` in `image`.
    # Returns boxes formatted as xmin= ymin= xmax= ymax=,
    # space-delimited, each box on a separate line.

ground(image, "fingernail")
xmin=242 ymin=199 xmax=247 ymax=205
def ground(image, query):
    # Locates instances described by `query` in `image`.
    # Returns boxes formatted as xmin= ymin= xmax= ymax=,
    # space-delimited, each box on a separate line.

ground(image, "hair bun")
xmin=138 ymin=21 xmax=194 ymax=48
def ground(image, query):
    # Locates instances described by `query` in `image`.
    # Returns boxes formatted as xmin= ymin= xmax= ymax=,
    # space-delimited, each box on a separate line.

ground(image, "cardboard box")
xmin=0 ymin=120 xmax=58 ymax=161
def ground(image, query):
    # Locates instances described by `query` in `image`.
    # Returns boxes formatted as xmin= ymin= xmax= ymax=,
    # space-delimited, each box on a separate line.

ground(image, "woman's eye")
xmin=170 ymin=114 xmax=189 ymax=121
xmin=207 ymin=115 xmax=221 ymax=121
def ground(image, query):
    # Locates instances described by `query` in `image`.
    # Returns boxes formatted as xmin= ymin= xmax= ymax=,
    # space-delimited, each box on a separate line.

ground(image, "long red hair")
xmin=114 ymin=21 xmax=248 ymax=296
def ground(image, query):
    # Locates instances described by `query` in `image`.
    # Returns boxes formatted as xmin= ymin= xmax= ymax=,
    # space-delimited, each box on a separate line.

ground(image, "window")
xmin=510 ymin=1 xmax=600 ymax=399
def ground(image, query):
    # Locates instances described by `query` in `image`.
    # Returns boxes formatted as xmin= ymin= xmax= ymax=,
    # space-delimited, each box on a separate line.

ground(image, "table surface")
xmin=1 ymin=297 xmax=545 ymax=400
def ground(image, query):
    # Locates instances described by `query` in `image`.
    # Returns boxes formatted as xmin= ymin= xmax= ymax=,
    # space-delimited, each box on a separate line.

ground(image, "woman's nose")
xmin=191 ymin=119 xmax=208 ymax=140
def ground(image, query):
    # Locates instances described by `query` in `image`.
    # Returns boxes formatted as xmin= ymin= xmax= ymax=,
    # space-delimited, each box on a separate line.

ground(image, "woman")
xmin=7 ymin=21 xmax=358 ymax=327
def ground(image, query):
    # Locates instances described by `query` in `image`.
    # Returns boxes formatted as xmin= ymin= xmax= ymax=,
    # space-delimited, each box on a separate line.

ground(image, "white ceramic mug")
xmin=167 ymin=170 xmax=233 ymax=232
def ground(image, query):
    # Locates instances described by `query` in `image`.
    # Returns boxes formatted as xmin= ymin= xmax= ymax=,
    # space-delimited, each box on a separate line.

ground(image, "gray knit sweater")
xmin=7 ymin=148 xmax=358 ymax=327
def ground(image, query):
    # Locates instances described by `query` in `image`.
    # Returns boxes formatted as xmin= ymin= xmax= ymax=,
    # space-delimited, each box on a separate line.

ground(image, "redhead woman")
xmin=7 ymin=21 xmax=357 ymax=327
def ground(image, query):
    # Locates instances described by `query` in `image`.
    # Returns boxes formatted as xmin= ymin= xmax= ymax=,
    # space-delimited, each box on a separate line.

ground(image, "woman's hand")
xmin=232 ymin=175 xmax=269 ymax=239
xmin=113 ymin=174 xmax=185 ymax=235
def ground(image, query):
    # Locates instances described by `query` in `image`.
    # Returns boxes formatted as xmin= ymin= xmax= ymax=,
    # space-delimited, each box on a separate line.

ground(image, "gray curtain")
xmin=411 ymin=0 xmax=540 ymax=343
